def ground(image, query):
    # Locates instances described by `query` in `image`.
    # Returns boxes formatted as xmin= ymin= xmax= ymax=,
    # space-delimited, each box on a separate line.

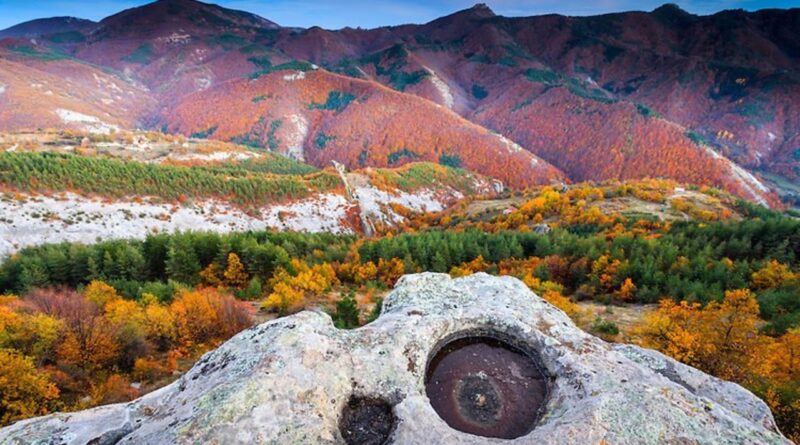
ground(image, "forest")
xmin=0 ymin=182 xmax=798 ymax=440
xmin=0 ymin=152 xmax=341 ymax=209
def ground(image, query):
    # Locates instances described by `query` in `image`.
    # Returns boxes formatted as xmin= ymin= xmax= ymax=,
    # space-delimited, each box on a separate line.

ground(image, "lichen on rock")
xmin=0 ymin=273 xmax=792 ymax=444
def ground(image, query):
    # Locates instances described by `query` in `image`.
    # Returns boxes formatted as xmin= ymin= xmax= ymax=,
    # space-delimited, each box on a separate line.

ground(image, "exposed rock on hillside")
xmin=0 ymin=273 xmax=791 ymax=444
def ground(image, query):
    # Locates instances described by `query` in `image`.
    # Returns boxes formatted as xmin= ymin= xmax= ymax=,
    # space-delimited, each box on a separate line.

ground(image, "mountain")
xmin=0 ymin=0 xmax=797 ymax=206
xmin=163 ymin=68 xmax=565 ymax=188
xmin=0 ymin=17 xmax=96 ymax=39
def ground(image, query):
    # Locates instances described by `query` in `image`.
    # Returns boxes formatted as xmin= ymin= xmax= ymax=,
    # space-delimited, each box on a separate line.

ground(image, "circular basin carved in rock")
xmin=339 ymin=396 xmax=396 ymax=445
xmin=425 ymin=335 xmax=548 ymax=439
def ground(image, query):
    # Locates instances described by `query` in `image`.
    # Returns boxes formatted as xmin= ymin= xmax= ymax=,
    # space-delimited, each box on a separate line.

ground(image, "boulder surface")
xmin=0 ymin=273 xmax=791 ymax=444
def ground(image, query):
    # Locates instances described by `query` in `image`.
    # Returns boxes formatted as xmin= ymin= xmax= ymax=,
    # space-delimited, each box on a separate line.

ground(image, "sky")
xmin=0 ymin=0 xmax=798 ymax=31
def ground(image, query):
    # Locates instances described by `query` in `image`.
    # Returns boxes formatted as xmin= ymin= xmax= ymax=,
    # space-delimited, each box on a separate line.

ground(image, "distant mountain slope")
xmin=164 ymin=68 xmax=565 ymax=188
xmin=0 ymin=0 xmax=795 ymax=206
xmin=0 ymin=46 xmax=153 ymax=132
xmin=0 ymin=17 xmax=95 ymax=39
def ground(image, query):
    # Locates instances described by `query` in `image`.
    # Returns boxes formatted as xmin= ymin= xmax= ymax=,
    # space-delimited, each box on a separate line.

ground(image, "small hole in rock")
xmin=339 ymin=396 xmax=396 ymax=445
xmin=425 ymin=335 xmax=548 ymax=439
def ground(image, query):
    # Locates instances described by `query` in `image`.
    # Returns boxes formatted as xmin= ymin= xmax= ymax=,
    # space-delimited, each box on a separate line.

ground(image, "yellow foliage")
xmin=759 ymin=328 xmax=800 ymax=383
xmin=541 ymin=290 xmax=584 ymax=322
xmin=143 ymin=302 xmax=177 ymax=349
xmin=616 ymin=278 xmax=637 ymax=302
xmin=83 ymin=280 xmax=119 ymax=309
xmin=377 ymin=258 xmax=405 ymax=286
xmin=199 ymin=263 xmax=223 ymax=287
xmin=0 ymin=349 xmax=60 ymax=426
xmin=223 ymin=253 xmax=249 ymax=289
xmin=262 ymin=281 xmax=305 ymax=314
xmin=449 ymin=256 xmax=490 ymax=278
xmin=353 ymin=261 xmax=378 ymax=284
xmin=752 ymin=260 xmax=797 ymax=289
xmin=635 ymin=289 xmax=763 ymax=381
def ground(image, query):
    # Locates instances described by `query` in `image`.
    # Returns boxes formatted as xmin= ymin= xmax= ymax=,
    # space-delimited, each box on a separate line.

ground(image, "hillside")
xmin=0 ymin=130 xmax=501 ymax=256
xmin=1 ymin=174 xmax=799 ymax=439
xmin=164 ymin=68 xmax=564 ymax=188
xmin=0 ymin=1 xmax=795 ymax=206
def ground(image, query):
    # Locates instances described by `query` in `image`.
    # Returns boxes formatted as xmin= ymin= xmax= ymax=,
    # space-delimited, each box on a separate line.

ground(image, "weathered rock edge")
xmin=0 ymin=273 xmax=791 ymax=444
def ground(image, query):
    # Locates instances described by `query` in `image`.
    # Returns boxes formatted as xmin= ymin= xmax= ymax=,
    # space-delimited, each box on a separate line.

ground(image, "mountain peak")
xmin=96 ymin=0 xmax=278 ymax=37
xmin=651 ymin=3 xmax=696 ymax=24
xmin=467 ymin=3 xmax=497 ymax=18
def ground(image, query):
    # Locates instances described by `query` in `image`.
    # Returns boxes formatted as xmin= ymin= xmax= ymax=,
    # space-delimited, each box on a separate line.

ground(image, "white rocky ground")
xmin=0 ymin=187 xmax=457 ymax=257
xmin=55 ymin=109 xmax=120 ymax=135
xmin=0 ymin=273 xmax=790 ymax=444
xmin=424 ymin=66 xmax=455 ymax=109
xmin=284 ymin=113 xmax=309 ymax=162
xmin=702 ymin=144 xmax=770 ymax=206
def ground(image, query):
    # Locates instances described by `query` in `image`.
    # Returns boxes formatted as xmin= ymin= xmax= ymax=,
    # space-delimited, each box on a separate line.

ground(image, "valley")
xmin=0 ymin=1 xmax=798 ymax=443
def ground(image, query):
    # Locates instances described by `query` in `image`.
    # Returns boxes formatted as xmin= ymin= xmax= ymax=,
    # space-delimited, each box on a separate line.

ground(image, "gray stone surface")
xmin=0 ymin=273 xmax=791 ymax=444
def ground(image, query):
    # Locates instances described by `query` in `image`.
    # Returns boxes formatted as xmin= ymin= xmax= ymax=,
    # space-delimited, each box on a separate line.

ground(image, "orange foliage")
xmin=170 ymin=287 xmax=254 ymax=347
xmin=167 ymin=70 xmax=564 ymax=189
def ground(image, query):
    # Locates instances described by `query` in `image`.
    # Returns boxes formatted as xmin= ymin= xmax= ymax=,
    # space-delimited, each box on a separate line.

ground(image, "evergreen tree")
xmin=165 ymin=235 xmax=200 ymax=284
xmin=332 ymin=291 xmax=360 ymax=329
xmin=43 ymin=247 xmax=70 ymax=285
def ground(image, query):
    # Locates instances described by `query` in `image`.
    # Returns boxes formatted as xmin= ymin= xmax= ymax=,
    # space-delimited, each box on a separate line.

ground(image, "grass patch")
xmin=389 ymin=70 xmax=428 ymax=91
xmin=524 ymin=68 xmax=561 ymax=85
xmin=371 ymin=162 xmax=477 ymax=192
xmin=9 ymin=45 xmax=71 ymax=61
xmin=387 ymin=148 xmax=419 ymax=166
xmin=636 ymin=103 xmax=660 ymax=118
xmin=206 ymin=33 xmax=246 ymax=49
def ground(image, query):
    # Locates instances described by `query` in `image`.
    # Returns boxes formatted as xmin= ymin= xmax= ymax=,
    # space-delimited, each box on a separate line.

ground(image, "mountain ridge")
xmin=0 ymin=0 xmax=796 ymax=207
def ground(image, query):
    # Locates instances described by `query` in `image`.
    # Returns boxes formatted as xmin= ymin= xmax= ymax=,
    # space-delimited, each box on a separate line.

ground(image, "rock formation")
xmin=0 ymin=273 xmax=791 ymax=444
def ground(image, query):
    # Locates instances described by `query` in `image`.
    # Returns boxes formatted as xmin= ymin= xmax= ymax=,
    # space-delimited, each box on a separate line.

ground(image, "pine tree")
xmin=68 ymin=245 xmax=90 ymax=287
xmin=243 ymin=277 xmax=263 ymax=300
xmin=165 ymin=236 xmax=200 ymax=284
xmin=332 ymin=291 xmax=360 ymax=329
xmin=43 ymin=248 xmax=70 ymax=285
xmin=18 ymin=259 xmax=49 ymax=290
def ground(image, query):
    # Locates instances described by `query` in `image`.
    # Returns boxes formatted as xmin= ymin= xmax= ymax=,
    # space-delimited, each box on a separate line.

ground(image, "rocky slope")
xmin=0 ymin=273 xmax=790 ymax=444
xmin=0 ymin=0 xmax=795 ymax=206
xmin=0 ymin=132 xmax=500 ymax=256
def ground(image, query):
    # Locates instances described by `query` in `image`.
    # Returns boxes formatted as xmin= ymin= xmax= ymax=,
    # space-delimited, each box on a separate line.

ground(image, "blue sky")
xmin=0 ymin=0 xmax=798 ymax=30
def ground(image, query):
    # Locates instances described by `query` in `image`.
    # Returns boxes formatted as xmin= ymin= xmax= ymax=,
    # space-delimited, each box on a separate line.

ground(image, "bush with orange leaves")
xmin=449 ymin=255 xmax=490 ymax=278
xmin=634 ymin=289 xmax=800 ymax=442
xmin=0 ymin=349 xmax=61 ymax=425
xmin=87 ymin=374 xmax=140 ymax=408
xmin=262 ymin=260 xmax=339 ymax=314
xmin=170 ymin=287 xmax=254 ymax=348
xmin=635 ymin=289 xmax=763 ymax=379
xmin=0 ymin=282 xmax=256 ymax=426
